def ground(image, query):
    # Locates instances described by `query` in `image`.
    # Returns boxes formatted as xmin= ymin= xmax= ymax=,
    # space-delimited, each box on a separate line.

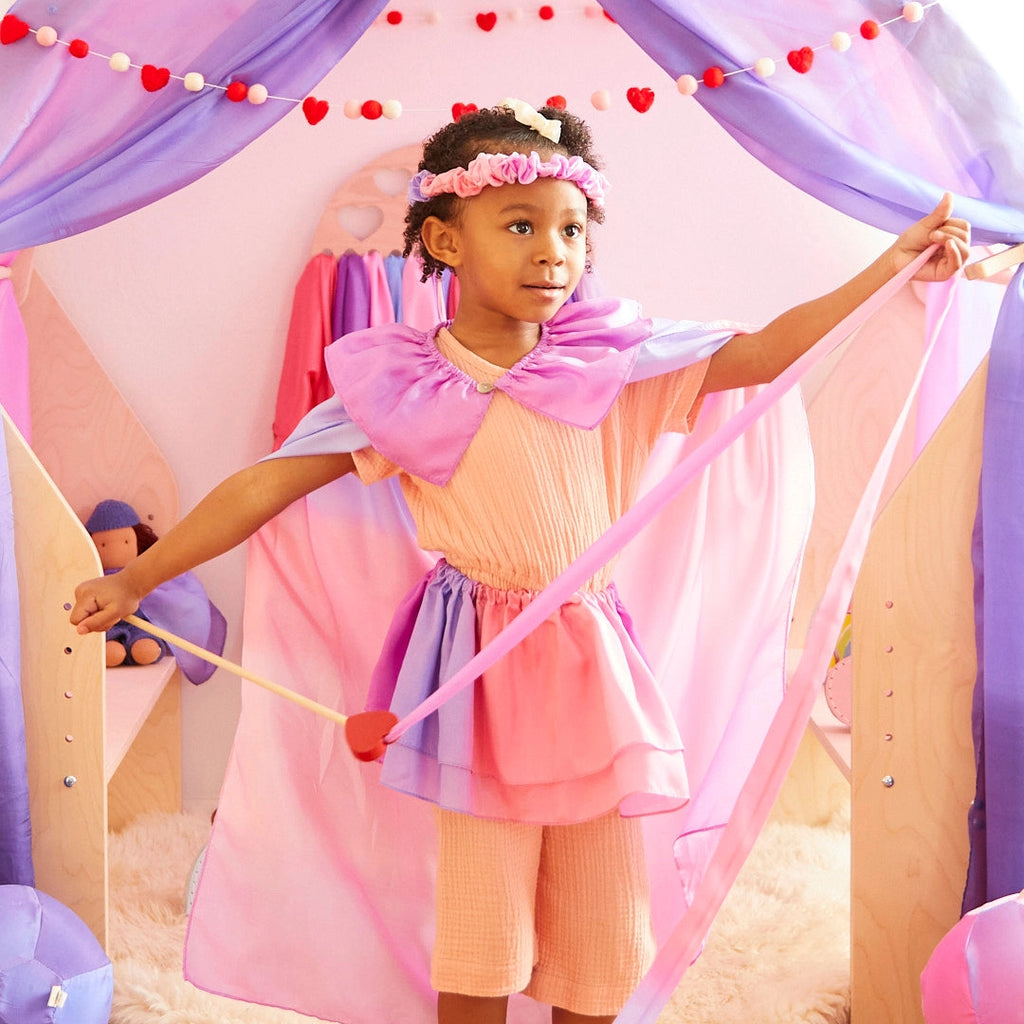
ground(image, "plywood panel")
xmin=4 ymin=409 xmax=108 ymax=947
xmin=15 ymin=251 xmax=178 ymax=534
xmin=849 ymin=359 xmax=984 ymax=1023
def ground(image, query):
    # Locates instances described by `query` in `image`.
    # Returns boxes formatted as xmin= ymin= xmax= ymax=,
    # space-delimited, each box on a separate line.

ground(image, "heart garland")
xmin=786 ymin=46 xmax=814 ymax=74
xmin=302 ymin=96 xmax=329 ymax=125
xmin=626 ymin=86 xmax=655 ymax=113
xmin=141 ymin=64 xmax=170 ymax=92
xmin=0 ymin=7 xmax=925 ymax=124
xmin=0 ymin=13 xmax=29 ymax=44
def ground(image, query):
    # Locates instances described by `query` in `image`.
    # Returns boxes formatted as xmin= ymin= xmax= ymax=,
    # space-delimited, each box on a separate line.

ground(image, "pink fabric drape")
xmin=0 ymin=254 xmax=30 ymax=440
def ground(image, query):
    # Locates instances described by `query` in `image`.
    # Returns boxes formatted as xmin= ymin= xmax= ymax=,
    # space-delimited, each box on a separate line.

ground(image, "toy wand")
xmin=121 ymin=613 xmax=396 ymax=759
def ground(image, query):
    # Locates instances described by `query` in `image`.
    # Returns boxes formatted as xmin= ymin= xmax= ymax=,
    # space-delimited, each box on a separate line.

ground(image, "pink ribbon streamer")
xmin=387 ymin=248 xmax=939 ymax=745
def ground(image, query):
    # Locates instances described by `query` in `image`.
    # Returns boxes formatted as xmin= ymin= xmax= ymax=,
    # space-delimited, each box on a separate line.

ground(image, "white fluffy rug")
xmin=107 ymin=807 xmax=849 ymax=1024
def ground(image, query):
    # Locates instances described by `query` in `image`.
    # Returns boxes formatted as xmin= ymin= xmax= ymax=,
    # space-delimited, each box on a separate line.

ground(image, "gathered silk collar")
xmin=324 ymin=297 xmax=653 ymax=485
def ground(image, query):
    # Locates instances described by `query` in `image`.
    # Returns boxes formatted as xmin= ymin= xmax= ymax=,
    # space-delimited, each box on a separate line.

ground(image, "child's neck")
xmin=446 ymin=312 xmax=543 ymax=369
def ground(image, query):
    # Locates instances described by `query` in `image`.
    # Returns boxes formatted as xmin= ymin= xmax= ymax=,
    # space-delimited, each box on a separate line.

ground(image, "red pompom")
xmin=475 ymin=11 xmax=497 ymax=31
xmin=386 ymin=10 xmax=403 ymax=24
xmin=451 ymin=102 xmax=478 ymax=121
xmin=0 ymin=14 xmax=30 ymax=45
xmin=702 ymin=66 xmax=725 ymax=88
xmin=626 ymin=86 xmax=654 ymax=113
xmin=68 ymin=38 xmax=89 ymax=59
xmin=302 ymin=96 xmax=329 ymax=125
xmin=545 ymin=94 xmax=567 ymax=110
xmin=140 ymin=64 xmax=171 ymax=91
xmin=860 ymin=19 xmax=881 ymax=39
xmin=361 ymin=99 xmax=383 ymax=120
xmin=226 ymin=81 xmax=248 ymax=102
xmin=539 ymin=5 xmax=554 ymax=19
xmin=786 ymin=46 xmax=814 ymax=73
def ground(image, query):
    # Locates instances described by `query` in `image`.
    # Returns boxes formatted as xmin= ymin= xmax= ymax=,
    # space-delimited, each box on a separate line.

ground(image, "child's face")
xmin=443 ymin=176 xmax=588 ymax=329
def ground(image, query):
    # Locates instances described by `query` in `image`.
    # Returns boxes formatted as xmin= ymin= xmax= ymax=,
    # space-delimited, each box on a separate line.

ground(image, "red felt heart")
xmin=626 ymin=86 xmax=655 ymax=113
xmin=787 ymin=46 xmax=814 ymax=74
xmin=345 ymin=710 xmax=399 ymax=762
xmin=1 ymin=14 xmax=30 ymax=44
xmin=302 ymin=96 xmax=329 ymax=125
xmin=545 ymin=94 xmax=567 ymax=110
xmin=475 ymin=11 xmax=497 ymax=31
xmin=141 ymin=64 xmax=171 ymax=92
xmin=451 ymin=102 xmax=478 ymax=122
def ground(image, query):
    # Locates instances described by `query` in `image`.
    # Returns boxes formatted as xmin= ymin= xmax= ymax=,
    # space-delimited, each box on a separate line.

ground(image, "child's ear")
xmin=420 ymin=215 xmax=462 ymax=269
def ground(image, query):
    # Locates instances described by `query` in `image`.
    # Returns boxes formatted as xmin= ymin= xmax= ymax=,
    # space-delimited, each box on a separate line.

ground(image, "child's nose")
xmin=535 ymin=234 xmax=566 ymax=264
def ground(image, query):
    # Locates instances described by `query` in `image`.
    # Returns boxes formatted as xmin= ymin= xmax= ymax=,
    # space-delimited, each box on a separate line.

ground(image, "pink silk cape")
xmin=184 ymin=265 xmax=940 ymax=1023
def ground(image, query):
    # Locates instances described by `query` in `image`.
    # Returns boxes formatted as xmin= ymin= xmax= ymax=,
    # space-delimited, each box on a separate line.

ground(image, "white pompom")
xmin=675 ymin=74 xmax=699 ymax=96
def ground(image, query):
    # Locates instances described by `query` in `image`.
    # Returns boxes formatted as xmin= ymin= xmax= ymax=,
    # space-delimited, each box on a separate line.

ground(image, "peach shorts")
xmin=431 ymin=808 xmax=656 ymax=1017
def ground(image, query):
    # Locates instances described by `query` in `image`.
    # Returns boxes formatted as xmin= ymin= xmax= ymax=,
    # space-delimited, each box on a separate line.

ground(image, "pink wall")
xmin=31 ymin=4 xmax=891 ymax=814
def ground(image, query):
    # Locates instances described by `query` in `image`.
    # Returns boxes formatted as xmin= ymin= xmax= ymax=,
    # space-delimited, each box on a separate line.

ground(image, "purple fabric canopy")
xmin=0 ymin=0 xmax=384 ymax=250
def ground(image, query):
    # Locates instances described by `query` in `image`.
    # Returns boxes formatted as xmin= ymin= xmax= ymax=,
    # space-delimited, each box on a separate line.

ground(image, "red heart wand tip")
xmin=345 ymin=710 xmax=399 ymax=762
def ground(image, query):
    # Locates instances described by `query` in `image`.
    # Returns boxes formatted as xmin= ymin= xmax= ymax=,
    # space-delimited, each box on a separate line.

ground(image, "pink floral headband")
xmin=407 ymin=151 xmax=609 ymax=209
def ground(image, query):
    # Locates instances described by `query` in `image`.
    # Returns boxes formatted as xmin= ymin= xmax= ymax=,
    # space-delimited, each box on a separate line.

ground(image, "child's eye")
xmin=564 ymin=223 xmax=584 ymax=239
xmin=509 ymin=221 xmax=533 ymax=235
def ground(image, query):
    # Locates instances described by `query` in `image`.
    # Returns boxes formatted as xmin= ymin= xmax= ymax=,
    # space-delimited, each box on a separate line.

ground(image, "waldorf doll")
xmin=84 ymin=499 xmax=227 ymax=681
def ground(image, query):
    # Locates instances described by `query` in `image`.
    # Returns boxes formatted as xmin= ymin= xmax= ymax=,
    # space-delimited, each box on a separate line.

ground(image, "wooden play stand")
xmin=7 ymin=251 xmax=182 ymax=949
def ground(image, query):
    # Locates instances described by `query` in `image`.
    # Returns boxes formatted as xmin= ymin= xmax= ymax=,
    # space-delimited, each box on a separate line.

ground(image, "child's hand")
xmin=70 ymin=573 xmax=141 ymax=634
xmin=892 ymin=192 xmax=971 ymax=283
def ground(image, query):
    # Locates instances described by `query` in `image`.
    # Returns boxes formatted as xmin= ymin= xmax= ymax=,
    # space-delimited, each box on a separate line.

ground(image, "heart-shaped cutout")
xmin=476 ymin=11 xmax=497 ymax=31
xmin=452 ymin=102 xmax=478 ymax=122
xmin=141 ymin=64 xmax=171 ymax=92
xmin=302 ymin=96 xmax=329 ymax=125
xmin=373 ymin=167 xmax=412 ymax=197
xmin=626 ymin=86 xmax=655 ymax=113
xmin=336 ymin=204 xmax=384 ymax=241
xmin=787 ymin=46 xmax=814 ymax=74
xmin=0 ymin=14 xmax=30 ymax=44
xmin=345 ymin=710 xmax=398 ymax=762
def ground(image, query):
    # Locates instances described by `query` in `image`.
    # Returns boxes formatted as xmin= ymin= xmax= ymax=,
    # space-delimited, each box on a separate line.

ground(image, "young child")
xmin=70 ymin=102 xmax=969 ymax=1024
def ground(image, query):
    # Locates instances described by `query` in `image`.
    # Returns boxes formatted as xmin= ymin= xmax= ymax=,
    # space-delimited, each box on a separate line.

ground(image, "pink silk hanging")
xmin=185 ymin=253 xmax=945 ymax=1024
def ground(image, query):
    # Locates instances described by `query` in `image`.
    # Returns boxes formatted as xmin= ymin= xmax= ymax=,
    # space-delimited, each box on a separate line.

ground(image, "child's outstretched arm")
xmin=699 ymin=193 xmax=971 ymax=395
xmin=70 ymin=452 xmax=356 ymax=634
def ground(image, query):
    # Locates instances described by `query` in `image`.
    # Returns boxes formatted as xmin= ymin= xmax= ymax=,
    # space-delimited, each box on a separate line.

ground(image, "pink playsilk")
xmin=920 ymin=891 xmax=1024 ymax=1024
xmin=0 ymin=253 xmax=30 ymax=441
xmin=185 ymin=254 xmax=948 ymax=1024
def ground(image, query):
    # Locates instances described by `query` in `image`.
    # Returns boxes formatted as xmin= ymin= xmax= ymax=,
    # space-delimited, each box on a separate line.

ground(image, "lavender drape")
xmin=0 ymin=417 xmax=33 ymax=887
xmin=0 ymin=0 xmax=387 ymax=252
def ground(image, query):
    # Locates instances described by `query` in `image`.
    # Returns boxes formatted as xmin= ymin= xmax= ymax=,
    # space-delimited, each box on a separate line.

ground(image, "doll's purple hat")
xmin=85 ymin=499 xmax=140 ymax=534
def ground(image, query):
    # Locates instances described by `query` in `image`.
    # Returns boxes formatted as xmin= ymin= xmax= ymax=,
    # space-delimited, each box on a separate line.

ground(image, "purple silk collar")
xmin=324 ymin=297 xmax=653 ymax=485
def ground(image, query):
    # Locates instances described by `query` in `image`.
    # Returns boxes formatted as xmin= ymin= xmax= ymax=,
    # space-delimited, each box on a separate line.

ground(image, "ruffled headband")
xmin=408 ymin=151 xmax=609 ymax=208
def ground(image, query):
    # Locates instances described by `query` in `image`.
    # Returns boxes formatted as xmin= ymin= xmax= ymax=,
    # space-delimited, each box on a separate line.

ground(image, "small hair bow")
xmin=501 ymin=97 xmax=562 ymax=144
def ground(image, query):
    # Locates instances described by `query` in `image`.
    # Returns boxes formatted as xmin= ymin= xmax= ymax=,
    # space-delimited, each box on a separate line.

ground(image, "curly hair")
xmin=402 ymin=103 xmax=605 ymax=281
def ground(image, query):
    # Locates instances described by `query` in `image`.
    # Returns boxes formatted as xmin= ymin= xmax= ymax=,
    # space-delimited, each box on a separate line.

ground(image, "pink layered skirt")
xmin=367 ymin=560 xmax=690 ymax=824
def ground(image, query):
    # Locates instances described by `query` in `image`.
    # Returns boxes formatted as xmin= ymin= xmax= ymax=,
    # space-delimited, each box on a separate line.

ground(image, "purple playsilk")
xmin=920 ymin=890 xmax=1024 ymax=1024
xmin=0 ymin=884 xmax=113 ymax=1024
